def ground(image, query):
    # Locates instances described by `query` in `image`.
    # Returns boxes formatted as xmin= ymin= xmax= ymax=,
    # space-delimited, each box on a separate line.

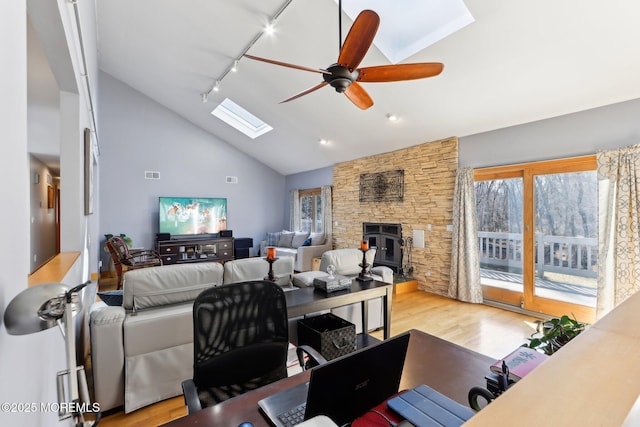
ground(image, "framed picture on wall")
xmin=84 ymin=128 xmax=94 ymax=215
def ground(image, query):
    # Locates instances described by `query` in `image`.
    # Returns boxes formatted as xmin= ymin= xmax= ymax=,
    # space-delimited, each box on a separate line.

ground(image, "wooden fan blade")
xmin=344 ymin=82 xmax=373 ymax=110
xmin=244 ymin=54 xmax=330 ymax=75
xmin=337 ymin=10 xmax=380 ymax=71
xmin=357 ymin=63 xmax=444 ymax=82
xmin=279 ymin=81 xmax=329 ymax=104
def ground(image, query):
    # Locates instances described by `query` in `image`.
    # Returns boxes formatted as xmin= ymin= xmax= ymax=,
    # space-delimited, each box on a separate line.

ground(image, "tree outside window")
xmin=300 ymin=188 xmax=323 ymax=233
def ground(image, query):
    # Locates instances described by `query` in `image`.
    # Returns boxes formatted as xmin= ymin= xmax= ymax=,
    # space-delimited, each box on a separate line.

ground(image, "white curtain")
xmin=449 ymin=167 xmax=482 ymax=303
xmin=290 ymin=189 xmax=300 ymax=231
xmin=596 ymin=144 xmax=640 ymax=318
xmin=321 ymin=185 xmax=333 ymax=239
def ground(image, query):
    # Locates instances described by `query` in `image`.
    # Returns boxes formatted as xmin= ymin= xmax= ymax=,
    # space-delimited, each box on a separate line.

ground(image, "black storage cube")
xmin=298 ymin=313 xmax=356 ymax=360
xmin=234 ymin=248 xmax=250 ymax=259
xmin=234 ymin=238 xmax=253 ymax=249
xmin=233 ymin=238 xmax=253 ymax=259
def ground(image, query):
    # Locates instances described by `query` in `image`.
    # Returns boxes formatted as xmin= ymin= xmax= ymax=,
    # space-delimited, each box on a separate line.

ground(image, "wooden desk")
xmin=286 ymin=279 xmax=393 ymax=339
xmin=162 ymin=329 xmax=494 ymax=427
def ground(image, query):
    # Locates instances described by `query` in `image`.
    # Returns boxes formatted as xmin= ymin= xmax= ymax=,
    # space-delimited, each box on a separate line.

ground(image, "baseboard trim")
xmin=394 ymin=280 xmax=418 ymax=294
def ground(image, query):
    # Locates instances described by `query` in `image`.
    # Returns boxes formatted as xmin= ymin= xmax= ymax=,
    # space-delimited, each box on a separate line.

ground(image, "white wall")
xmin=0 ymin=1 xmax=98 ymax=425
xmin=0 ymin=4 xmax=66 ymax=426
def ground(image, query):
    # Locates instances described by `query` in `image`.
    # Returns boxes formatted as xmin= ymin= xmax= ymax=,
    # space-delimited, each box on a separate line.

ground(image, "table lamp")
xmin=4 ymin=282 xmax=98 ymax=426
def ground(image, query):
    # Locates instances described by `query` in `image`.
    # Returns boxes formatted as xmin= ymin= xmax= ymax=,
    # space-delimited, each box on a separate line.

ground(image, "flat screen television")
xmin=158 ymin=197 xmax=227 ymax=237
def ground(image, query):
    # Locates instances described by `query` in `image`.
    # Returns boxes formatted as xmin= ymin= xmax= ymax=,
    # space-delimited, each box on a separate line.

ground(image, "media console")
xmin=156 ymin=236 xmax=233 ymax=265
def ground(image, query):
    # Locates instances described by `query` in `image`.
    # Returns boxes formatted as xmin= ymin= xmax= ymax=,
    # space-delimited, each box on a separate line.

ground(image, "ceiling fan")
xmin=244 ymin=4 xmax=444 ymax=110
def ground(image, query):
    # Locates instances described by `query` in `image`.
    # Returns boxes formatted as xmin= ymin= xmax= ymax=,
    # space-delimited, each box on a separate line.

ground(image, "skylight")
xmin=211 ymin=98 xmax=273 ymax=139
xmin=337 ymin=0 xmax=474 ymax=64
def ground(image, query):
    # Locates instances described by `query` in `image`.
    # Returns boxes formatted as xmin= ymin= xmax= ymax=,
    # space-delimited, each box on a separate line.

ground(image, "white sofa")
xmin=259 ymin=230 xmax=331 ymax=271
xmin=90 ymin=258 xmax=296 ymax=414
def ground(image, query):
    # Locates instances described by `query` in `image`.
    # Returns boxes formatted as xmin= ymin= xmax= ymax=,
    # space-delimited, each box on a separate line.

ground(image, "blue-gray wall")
xmin=98 ymin=72 xmax=286 ymax=262
xmin=459 ymin=98 xmax=640 ymax=168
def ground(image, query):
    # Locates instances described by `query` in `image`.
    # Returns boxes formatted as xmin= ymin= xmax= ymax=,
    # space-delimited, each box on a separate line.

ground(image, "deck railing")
xmin=478 ymin=231 xmax=597 ymax=278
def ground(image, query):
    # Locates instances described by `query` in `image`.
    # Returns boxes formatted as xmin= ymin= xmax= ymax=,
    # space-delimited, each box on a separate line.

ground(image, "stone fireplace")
xmin=332 ymin=137 xmax=458 ymax=296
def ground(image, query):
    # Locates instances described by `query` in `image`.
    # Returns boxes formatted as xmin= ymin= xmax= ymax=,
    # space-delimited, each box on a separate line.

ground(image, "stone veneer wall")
xmin=332 ymin=137 xmax=458 ymax=296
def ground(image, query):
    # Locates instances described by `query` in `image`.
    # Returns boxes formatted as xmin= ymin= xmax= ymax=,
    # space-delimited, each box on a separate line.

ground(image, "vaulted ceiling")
xmin=33 ymin=1 xmax=640 ymax=176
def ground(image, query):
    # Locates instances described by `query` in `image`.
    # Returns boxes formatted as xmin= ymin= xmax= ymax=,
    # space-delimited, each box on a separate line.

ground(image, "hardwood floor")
xmin=94 ymin=279 xmax=542 ymax=427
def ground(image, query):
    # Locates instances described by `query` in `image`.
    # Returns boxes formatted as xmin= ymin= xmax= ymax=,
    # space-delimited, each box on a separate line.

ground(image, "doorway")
xmin=474 ymin=157 xmax=597 ymax=323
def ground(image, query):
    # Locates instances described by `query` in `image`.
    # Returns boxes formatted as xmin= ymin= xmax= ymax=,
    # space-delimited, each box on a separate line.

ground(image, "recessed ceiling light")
xmin=319 ymin=139 xmax=329 ymax=145
xmin=386 ymin=113 xmax=398 ymax=122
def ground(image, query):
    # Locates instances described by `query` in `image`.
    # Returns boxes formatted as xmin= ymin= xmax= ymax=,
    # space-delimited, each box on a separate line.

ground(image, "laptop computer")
xmin=259 ymin=332 xmax=411 ymax=427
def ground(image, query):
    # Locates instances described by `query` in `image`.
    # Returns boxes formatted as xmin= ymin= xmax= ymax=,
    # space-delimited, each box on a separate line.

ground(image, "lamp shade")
xmin=3 ymin=282 xmax=81 ymax=336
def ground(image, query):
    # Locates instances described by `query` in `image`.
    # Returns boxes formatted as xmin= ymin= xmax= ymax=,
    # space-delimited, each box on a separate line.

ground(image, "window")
xmin=299 ymin=188 xmax=323 ymax=233
xmin=211 ymin=98 xmax=273 ymax=139
xmin=474 ymin=156 xmax=597 ymax=323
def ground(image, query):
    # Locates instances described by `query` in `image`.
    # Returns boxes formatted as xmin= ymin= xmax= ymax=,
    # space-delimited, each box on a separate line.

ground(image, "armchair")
xmin=105 ymin=236 xmax=162 ymax=289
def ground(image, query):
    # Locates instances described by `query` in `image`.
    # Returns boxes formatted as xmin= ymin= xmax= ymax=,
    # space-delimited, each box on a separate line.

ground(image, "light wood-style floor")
xmin=94 ymin=280 xmax=543 ymax=427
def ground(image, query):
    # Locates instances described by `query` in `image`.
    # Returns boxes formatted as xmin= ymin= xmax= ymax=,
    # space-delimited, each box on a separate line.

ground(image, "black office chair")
xmin=181 ymin=280 xmax=324 ymax=413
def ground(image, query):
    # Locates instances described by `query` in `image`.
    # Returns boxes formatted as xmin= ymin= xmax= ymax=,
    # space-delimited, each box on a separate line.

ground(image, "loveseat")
xmin=259 ymin=230 xmax=331 ymax=271
xmin=90 ymin=258 xmax=295 ymax=413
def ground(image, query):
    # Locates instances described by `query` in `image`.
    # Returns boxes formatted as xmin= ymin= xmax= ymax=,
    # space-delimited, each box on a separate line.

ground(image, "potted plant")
xmin=526 ymin=314 xmax=587 ymax=355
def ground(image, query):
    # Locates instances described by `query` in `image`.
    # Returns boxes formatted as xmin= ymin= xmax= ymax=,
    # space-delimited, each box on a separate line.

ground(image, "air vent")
xmin=226 ymin=176 xmax=238 ymax=184
xmin=145 ymin=171 xmax=161 ymax=180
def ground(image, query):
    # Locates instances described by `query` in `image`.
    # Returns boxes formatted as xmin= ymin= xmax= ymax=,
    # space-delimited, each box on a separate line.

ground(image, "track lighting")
xmin=199 ymin=0 xmax=294 ymax=103
xmin=265 ymin=19 xmax=276 ymax=35
xmin=201 ymin=92 xmax=209 ymax=103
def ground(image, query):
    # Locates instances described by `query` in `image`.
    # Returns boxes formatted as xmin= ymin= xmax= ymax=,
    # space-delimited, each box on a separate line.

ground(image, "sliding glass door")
xmin=475 ymin=157 xmax=597 ymax=323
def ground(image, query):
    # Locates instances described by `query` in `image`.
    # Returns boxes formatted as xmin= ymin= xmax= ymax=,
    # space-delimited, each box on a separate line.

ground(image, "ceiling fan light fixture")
xmin=323 ymin=65 xmax=358 ymax=93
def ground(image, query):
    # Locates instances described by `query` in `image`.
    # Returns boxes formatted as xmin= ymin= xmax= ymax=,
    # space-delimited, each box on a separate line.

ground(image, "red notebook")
xmin=491 ymin=346 xmax=549 ymax=381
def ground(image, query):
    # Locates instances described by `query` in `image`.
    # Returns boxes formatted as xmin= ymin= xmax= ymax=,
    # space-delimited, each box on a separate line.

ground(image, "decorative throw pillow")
xmin=301 ymin=237 xmax=312 ymax=246
xmin=277 ymin=231 xmax=295 ymax=248
xmin=266 ymin=231 xmax=281 ymax=246
xmin=98 ymin=290 xmax=123 ymax=306
xmin=309 ymin=232 xmax=326 ymax=246
xmin=291 ymin=231 xmax=310 ymax=248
